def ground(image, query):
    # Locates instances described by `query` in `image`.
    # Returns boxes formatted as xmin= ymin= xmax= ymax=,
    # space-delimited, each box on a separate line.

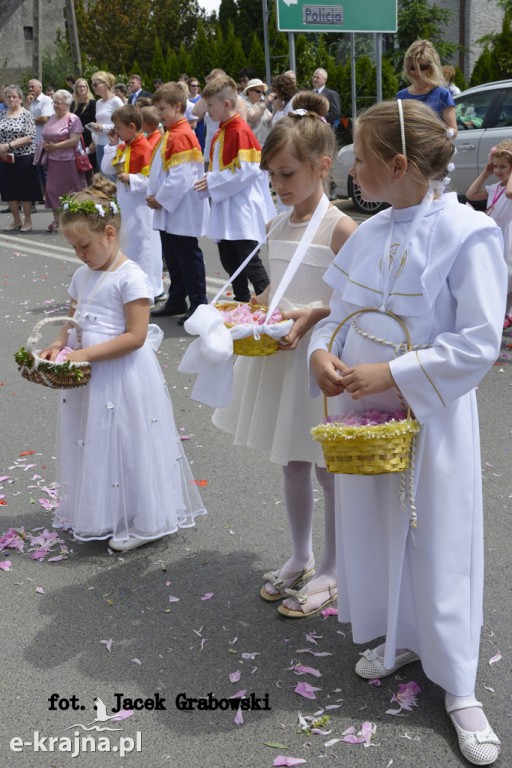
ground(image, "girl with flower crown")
xmin=466 ymin=138 xmax=512 ymax=329
xmin=41 ymin=175 xmax=206 ymax=551
xmin=309 ymin=99 xmax=505 ymax=765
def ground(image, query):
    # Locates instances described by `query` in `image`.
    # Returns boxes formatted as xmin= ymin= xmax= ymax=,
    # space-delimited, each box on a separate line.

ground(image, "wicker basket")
xmin=311 ymin=309 xmax=421 ymax=475
xmin=214 ymin=301 xmax=283 ymax=357
xmin=15 ymin=316 xmax=91 ymax=389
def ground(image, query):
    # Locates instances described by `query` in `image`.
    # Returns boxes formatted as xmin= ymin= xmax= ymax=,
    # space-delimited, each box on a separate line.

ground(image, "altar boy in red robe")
xmin=194 ymin=75 xmax=275 ymax=302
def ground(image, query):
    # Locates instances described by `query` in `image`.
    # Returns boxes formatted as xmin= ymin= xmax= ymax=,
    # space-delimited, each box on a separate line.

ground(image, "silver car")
xmin=332 ymin=79 xmax=512 ymax=213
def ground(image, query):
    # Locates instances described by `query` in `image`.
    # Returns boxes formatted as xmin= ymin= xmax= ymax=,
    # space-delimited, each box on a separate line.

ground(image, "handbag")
xmin=33 ymin=141 xmax=47 ymax=167
xmin=75 ymin=136 xmax=93 ymax=173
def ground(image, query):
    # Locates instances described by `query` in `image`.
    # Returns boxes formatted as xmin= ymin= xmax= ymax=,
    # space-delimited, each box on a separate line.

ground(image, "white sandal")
xmin=355 ymin=647 xmax=420 ymax=679
xmin=445 ymin=695 xmax=501 ymax=766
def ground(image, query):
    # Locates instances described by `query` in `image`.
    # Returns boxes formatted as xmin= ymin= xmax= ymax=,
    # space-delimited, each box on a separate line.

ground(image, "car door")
xmin=452 ymin=87 xmax=501 ymax=193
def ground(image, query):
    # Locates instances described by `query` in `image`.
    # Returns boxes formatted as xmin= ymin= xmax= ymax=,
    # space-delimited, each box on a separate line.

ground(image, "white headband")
xmin=397 ymin=99 xmax=406 ymax=157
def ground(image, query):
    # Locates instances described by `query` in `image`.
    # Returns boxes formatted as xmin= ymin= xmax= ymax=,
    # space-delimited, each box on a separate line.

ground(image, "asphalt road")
xmin=0 ymin=206 xmax=511 ymax=768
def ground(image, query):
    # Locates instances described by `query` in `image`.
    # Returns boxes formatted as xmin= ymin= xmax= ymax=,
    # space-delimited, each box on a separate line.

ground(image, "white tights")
xmin=264 ymin=461 xmax=336 ymax=611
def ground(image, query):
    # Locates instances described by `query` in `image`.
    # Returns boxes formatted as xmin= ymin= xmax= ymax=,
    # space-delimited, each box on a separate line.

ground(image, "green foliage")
xmin=150 ymin=38 xmax=167 ymax=84
xmin=177 ymin=43 xmax=193 ymax=79
xmin=42 ymin=30 xmax=76 ymax=90
xmin=247 ymin=34 xmax=266 ymax=80
xmin=191 ymin=21 xmax=216 ymax=80
xmin=395 ymin=0 xmax=459 ymax=64
xmin=218 ymin=0 xmax=238 ymax=28
xmin=471 ymin=9 xmax=512 ymax=85
xmin=238 ymin=0 xmax=264 ymax=46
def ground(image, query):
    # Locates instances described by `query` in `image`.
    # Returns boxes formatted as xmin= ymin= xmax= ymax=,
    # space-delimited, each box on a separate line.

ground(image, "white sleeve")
xmin=207 ymin=161 xmax=262 ymax=203
xmin=155 ymin=161 xmax=196 ymax=215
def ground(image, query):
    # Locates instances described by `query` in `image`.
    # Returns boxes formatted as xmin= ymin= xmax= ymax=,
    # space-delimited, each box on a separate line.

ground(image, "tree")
xmin=42 ymin=30 xmax=76 ymax=89
xmin=246 ymin=34 xmax=266 ymax=80
xmin=395 ymin=0 xmax=458 ymax=63
xmin=190 ymin=20 xmax=216 ymax=80
xmin=238 ymin=0 xmax=264 ymax=49
xmin=470 ymin=9 xmax=512 ymax=85
xmin=150 ymin=37 xmax=167 ymax=84
xmin=218 ymin=0 xmax=238 ymax=28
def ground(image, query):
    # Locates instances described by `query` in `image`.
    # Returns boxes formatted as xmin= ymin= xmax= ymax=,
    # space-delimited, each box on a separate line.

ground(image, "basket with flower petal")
xmin=14 ymin=317 xmax=91 ymax=389
xmin=311 ymin=309 xmax=421 ymax=474
xmin=214 ymin=301 xmax=290 ymax=357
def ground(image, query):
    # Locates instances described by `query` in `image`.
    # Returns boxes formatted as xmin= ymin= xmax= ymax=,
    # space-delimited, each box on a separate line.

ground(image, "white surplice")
xmin=308 ymin=192 xmax=506 ymax=695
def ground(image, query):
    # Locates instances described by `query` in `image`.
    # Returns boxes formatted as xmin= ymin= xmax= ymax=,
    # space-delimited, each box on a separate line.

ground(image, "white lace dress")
xmin=53 ymin=260 xmax=206 ymax=541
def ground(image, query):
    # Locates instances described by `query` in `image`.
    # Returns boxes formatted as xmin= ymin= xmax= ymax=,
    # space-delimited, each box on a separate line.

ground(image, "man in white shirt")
xmin=28 ymin=79 xmax=54 ymax=197
xmin=28 ymin=79 xmax=54 ymax=143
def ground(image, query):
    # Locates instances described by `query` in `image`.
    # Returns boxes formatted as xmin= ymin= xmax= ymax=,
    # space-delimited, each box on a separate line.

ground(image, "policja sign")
xmin=276 ymin=0 xmax=396 ymax=32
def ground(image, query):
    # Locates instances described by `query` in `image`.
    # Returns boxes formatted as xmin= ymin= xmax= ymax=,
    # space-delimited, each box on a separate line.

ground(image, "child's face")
xmin=350 ymin=133 xmax=391 ymax=204
xmin=113 ymin=121 xmax=138 ymax=143
xmin=266 ymin=142 xmax=330 ymax=209
xmin=63 ymin=222 xmax=118 ymax=271
xmin=154 ymin=101 xmax=182 ymax=128
xmin=205 ymin=96 xmax=230 ymax=123
xmin=493 ymin=157 xmax=512 ymax=184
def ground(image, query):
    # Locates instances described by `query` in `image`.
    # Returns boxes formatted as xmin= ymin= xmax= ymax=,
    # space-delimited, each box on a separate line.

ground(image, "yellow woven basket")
xmin=14 ymin=316 xmax=91 ymax=390
xmin=311 ymin=309 xmax=421 ymax=475
xmin=214 ymin=301 xmax=283 ymax=357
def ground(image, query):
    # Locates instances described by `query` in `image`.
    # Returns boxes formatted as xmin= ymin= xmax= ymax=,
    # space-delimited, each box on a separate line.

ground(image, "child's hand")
xmin=279 ymin=308 xmax=311 ymax=350
xmin=484 ymin=160 xmax=495 ymax=176
xmin=194 ymin=177 xmax=208 ymax=192
xmin=310 ymin=349 xmax=348 ymax=396
xmin=340 ymin=362 xmax=395 ymax=400
xmin=117 ymin=172 xmax=130 ymax=184
xmin=146 ymin=195 xmax=162 ymax=209
xmin=40 ymin=344 xmax=62 ymax=362
xmin=65 ymin=349 xmax=89 ymax=364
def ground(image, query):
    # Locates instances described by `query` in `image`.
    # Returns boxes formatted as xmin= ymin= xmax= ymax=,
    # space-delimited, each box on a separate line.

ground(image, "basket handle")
xmin=323 ymin=308 xmax=413 ymax=421
xmin=27 ymin=316 xmax=80 ymax=353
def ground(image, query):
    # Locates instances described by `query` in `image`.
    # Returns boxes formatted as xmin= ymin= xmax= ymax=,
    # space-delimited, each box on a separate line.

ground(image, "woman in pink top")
xmin=42 ymin=89 xmax=86 ymax=232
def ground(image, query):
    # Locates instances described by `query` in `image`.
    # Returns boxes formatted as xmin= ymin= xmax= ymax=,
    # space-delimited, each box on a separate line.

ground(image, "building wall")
xmin=0 ymin=0 xmax=66 ymax=86
xmin=434 ymin=0 xmax=504 ymax=79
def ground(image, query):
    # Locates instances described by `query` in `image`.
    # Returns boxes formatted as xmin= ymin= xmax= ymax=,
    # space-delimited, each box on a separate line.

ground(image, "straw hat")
xmin=242 ymin=78 xmax=268 ymax=96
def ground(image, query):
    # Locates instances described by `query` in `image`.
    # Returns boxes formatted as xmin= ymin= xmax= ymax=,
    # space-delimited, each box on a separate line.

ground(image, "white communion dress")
xmin=212 ymin=205 xmax=346 ymax=466
xmin=53 ymin=259 xmax=206 ymax=541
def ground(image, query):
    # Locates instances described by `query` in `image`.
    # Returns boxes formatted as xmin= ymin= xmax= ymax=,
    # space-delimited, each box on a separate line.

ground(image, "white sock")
xmin=446 ymin=692 xmax=488 ymax=732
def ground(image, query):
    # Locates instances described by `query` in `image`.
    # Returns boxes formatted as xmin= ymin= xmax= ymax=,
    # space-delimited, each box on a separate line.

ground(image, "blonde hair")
xmin=153 ymin=81 xmax=188 ymax=111
xmin=141 ymin=106 xmax=160 ymax=129
xmin=201 ymin=75 xmax=237 ymax=107
xmin=261 ymin=92 xmax=336 ymax=173
xmin=402 ymin=40 xmax=445 ymax=88
xmin=60 ymin=175 xmax=121 ymax=233
xmin=91 ymin=71 xmax=116 ymax=92
xmin=355 ymin=100 xmax=455 ymax=186
xmin=492 ymin=139 xmax=512 ymax=164
xmin=73 ymin=78 xmax=94 ymax=102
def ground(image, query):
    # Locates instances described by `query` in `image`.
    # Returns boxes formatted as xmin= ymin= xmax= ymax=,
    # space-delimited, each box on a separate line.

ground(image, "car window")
xmin=495 ymin=89 xmax=512 ymax=127
xmin=455 ymin=90 xmax=495 ymax=130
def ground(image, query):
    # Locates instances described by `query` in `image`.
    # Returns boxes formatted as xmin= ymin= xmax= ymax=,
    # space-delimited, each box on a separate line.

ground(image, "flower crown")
xmin=59 ymin=195 xmax=119 ymax=217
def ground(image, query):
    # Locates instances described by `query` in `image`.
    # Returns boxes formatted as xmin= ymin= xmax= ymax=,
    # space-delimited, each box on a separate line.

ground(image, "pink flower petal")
xmin=201 ymin=592 xmax=214 ymax=601
xmin=321 ymin=606 xmax=338 ymax=618
xmin=273 ymin=758 xmax=307 ymax=767
xmin=168 ymin=595 xmax=180 ymax=603
xmin=294 ymin=664 xmax=322 ymax=678
xmin=489 ymin=652 xmax=502 ymax=666
xmin=111 ymin=709 xmax=134 ymax=722
xmin=0 ymin=560 xmax=12 ymax=571
xmin=229 ymin=670 xmax=241 ymax=683
xmin=294 ymin=682 xmax=321 ymax=700
xmin=229 ymin=689 xmax=246 ymax=699
xmin=234 ymin=707 xmax=244 ymax=725
xmin=369 ymin=678 xmax=382 ymax=687
xmin=35 ymin=586 xmax=45 ymax=594
xmin=100 ymin=638 xmax=113 ymax=652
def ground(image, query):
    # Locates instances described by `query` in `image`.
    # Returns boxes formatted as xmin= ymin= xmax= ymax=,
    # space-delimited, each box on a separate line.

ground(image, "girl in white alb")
xmin=213 ymin=94 xmax=357 ymax=618
xmin=309 ymin=99 xmax=505 ymax=766
xmin=41 ymin=180 xmax=206 ymax=552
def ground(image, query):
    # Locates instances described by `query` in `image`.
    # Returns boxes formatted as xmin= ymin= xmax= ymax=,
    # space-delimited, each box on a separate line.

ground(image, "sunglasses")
xmin=92 ymin=81 xmax=105 ymax=86
xmin=252 ymin=89 xmax=264 ymax=95
xmin=190 ymin=83 xmax=199 ymax=88
xmin=408 ymin=63 xmax=430 ymax=72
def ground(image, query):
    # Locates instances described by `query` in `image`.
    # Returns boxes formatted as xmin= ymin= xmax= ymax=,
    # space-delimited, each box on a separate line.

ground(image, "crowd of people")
xmin=2 ymin=41 xmax=509 ymax=767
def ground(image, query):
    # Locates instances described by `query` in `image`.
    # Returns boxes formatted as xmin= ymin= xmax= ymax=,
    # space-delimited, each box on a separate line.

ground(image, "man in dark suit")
xmin=312 ymin=68 xmax=341 ymax=129
xmin=127 ymin=74 xmax=153 ymax=105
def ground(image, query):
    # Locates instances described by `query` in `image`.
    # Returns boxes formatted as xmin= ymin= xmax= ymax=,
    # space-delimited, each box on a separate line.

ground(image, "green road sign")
xmin=276 ymin=0 xmax=397 ymax=32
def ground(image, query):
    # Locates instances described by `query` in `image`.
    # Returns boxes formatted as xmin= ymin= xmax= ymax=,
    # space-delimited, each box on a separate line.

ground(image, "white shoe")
xmin=108 ymin=535 xmax=165 ymax=552
xmin=355 ymin=647 xmax=420 ymax=679
xmin=445 ymin=695 xmax=501 ymax=765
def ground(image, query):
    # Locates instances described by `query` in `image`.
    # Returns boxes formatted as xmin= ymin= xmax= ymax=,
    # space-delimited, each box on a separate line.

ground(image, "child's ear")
xmin=318 ymin=155 xmax=333 ymax=178
xmin=391 ymin=153 xmax=408 ymax=180
xmin=104 ymin=223 xmax=117 ymax=241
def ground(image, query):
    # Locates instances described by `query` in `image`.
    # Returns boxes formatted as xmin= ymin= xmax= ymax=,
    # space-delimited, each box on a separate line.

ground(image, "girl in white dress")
xmin=213 ymin=93 xmax=357 ymax=617
xmin=309 ymin=100 xmax=505 ymax=765
xmin=466 ymin=138 xmax=512 ymax=328
xmin=41 ymin=178 xmax=206 ymax=552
